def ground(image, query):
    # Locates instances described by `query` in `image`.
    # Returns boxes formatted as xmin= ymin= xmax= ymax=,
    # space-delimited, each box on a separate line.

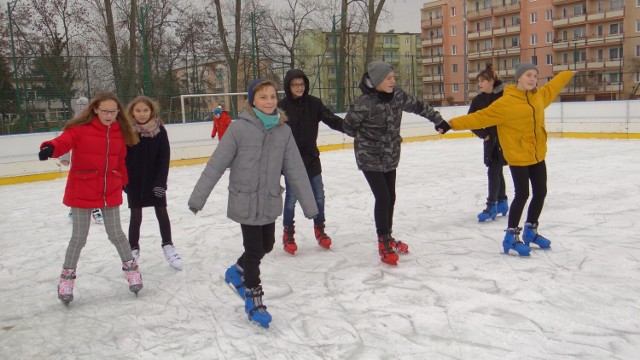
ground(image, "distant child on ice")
xmin=211 ymin=105 xmax=231 ymax=140
xmin=188 ymin=78 xmax=318 ymax=328
xmin=38 ymin=92 xmax=143 ymax=305
xmin=124 ymin=96 xmax=183 ymax=270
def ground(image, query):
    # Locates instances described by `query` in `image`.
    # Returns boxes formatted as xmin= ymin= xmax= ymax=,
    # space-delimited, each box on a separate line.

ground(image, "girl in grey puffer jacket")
xmin=188 ymin=78 xmax=317 ymax=328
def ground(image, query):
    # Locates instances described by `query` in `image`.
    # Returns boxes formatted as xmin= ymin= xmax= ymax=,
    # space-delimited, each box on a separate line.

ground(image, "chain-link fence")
xmin=0 ymin=53 xmax=425 ymax=135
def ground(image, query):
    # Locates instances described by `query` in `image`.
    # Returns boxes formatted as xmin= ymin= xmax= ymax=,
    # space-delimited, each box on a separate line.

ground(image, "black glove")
xmin=38 ymin=145 xmax=54 ymax=161
xmin=153 ymin=186 xmax=166 ymax=198
xmin=435 ymin=120 xmax=451 ymax=134
xmin=189 ymin=206 xmax=198 ymax=215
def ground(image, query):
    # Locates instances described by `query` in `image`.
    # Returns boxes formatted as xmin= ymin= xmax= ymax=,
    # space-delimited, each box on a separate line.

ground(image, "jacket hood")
xmin=493 ymin=80 xmax=505 ymax=94
xmin=283 ymin=69 xmax=309 ymax=100
xmin=358 ymin=72 xmax=377 ymax=95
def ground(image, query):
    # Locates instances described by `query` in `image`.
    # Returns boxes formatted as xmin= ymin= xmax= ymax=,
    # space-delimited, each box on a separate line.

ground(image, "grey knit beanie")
xmin=515 ymin=62 xmax=538 ymax=81
xmin=367 ymin=61 xmax=394 ymax=87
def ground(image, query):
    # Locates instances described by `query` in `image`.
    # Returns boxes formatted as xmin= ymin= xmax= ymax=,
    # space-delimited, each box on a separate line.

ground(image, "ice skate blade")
xmin=501 ymin=251 xmax=531 ymax=257
xmin=247 ymin=316 xmax=271 ymax=329
xmin=225 ymin=281 xmax=245 ymax=300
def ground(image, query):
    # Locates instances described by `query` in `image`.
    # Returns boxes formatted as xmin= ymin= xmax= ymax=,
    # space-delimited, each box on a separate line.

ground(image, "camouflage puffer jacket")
xmin=343 ymin=73 xmax=445 ymax=172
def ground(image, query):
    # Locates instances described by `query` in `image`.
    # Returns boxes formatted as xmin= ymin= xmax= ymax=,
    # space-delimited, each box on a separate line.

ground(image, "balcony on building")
xmin=491 ymin=3 xmax=521 ymax=16
xmin=421 ymin=16 xmax=443 ymax=29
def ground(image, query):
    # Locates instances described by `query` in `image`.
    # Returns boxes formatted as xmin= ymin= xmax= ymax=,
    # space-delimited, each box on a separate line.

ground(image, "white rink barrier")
xmin=1 ymin=100 xmax=639 ymax=182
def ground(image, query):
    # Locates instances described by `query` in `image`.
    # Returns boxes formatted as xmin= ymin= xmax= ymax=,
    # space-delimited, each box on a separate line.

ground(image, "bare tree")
xmin=213 ymin=0 xmax=242 ymax=113
xmin=262 ymin=0 xmax=322 ymax=70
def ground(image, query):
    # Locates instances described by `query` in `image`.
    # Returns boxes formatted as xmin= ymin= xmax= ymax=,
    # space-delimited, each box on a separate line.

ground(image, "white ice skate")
xmin=163 ymin=244 xmax=183 ymax=271
xmin=91 ymin=208 xmax=103 ymax=224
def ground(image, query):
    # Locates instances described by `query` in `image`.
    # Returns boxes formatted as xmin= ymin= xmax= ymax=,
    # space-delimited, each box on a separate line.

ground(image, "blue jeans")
xmin=283 ymin=174 xmax=324 ymax=227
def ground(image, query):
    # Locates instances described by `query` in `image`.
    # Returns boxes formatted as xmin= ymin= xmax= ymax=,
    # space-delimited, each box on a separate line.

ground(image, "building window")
xmin=635 ymin=72 xmax=639 ymax=82
xmin=610 ymin=0 xmax=623 ymax=11
xmin=483 ymin=40 xmax=492 ymax=50
xmin=530 ymin=12 xmax=537 ymax=24
xmin=597 ymin=49 xmax=603 ymax=62
xmin=532 ymin=55 xmax=537 ymax=65
xmin=546 ymin=32 xmax=553 ymax=43
xmin=511 ymin=37 xmax=519 ymax=47
xmin=546 ymin=54 xmax=553 ymax=65
xmin=451 ymin=26 xmax=457 ymax=36
xmin=384 ymin=36 xmax=393 ymax=44
xmin=636 ymin=20 xmax=640 ymax=32
xmin=636 ymin=45 xmax=640 ymax=57
xmin=484 ymin=20 xmax=492 ymax=30
xmin=453 ymin=83 xmax=459 ymax=92
xmin=610 ymin=23 xmax=621 ymax=35
xmin=546 ymin=9 xmax=553 ymax=21
xmin=609 ymin=72 xmax=620 ymax=83
xmin=452 ymin=64 xmax=458 ymax=73
xmin=405 ymin=37 xmax=410 ymax=44
xmin=609 ymin=47 xmax=622 ymax=60
xmin=530 ymin=34 xmax=537 ymax=45
xmin=574 ymin=4 xmax=586 ymax=16
xmin=451 ymin=6 xmax=456 ymax=16
xmin=452 ymin=45 xmax=457 ymax=55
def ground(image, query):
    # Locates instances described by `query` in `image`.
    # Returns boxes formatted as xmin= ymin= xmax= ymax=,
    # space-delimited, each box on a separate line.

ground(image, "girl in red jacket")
xmin=38 ymin=92 xmax=144 ymax=306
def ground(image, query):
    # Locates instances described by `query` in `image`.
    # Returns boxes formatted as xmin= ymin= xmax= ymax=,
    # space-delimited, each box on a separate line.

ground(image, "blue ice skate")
xmin=503 ymin=228 xmax=531 ymax=256
xmin=245 ymin=286 xmax=272 ymax=329
xmin=497 ymin=199 xmax=509 ymax=216
xmin=224 ymin=264 xmax=246 ymax=299
xmin=523 ymin=222 xmax=551 ymax=249
xmin=478 ymin=202 xmax=498 ymax=222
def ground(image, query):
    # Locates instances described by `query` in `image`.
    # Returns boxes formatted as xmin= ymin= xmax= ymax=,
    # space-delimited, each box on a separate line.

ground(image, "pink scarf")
xmin=135 ymin=118 xmax=160 ymax=138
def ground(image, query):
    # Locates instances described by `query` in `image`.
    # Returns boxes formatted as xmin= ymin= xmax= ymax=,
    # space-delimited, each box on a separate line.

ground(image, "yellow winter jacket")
xmin=450 ymin=70 xmax=574 ymax=166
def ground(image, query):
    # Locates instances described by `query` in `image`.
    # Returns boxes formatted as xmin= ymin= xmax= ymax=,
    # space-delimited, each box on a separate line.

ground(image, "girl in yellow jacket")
xmin=446 ymin=64 xmax=575 ymax=256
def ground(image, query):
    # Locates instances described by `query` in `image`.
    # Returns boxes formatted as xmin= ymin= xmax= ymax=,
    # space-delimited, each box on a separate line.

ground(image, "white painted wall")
xmin=1 ymin=101 xmax=638 ymax=178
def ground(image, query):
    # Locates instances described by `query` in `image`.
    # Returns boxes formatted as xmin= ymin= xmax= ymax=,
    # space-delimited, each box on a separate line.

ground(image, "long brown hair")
xmin=126 ymin=95 xmax=163 ymax=125
xmin=63 ymin=92 xmax=139 ymax=146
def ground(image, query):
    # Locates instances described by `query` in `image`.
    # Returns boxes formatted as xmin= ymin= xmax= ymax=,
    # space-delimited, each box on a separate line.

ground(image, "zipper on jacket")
xmin=103 ymin=124 xmax=110 ymax=206
xmin=525 ymin=92 xmax=540 ymax=163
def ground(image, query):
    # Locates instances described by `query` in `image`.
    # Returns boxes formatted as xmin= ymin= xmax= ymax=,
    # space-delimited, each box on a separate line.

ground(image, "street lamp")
xmin=332 ymin=12 xmax=346 ymax=111
xmin=250 ymin=11 xmax=265 ymax=79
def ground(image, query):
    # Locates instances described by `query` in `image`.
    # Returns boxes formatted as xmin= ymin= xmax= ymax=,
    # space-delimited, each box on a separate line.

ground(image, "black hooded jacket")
xmin=278 ymin=69 xmax=344 ymax=178
xmin=468 ymin=80 xmax=506 ymax=166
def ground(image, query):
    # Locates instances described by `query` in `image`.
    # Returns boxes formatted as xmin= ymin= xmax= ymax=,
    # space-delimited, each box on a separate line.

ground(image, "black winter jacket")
xmin=125 ymin=125 xmax=170 ymax=201
xmin=278 ymin=69 xmax=344 ymax=178
xmin=468 ymin=81 xmax=506 ymax=167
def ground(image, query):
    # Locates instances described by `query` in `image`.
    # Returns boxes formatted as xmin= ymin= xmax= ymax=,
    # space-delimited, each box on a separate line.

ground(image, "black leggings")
xmin=237 ymin=223 xmax=275 ymax=289
xmin=128 ymin=206 xmax=173 ymax=250
xmin=508 ymin=161 xmax=547 ymax=229
xmin=362 ymin=170 xmax=397 ymax=236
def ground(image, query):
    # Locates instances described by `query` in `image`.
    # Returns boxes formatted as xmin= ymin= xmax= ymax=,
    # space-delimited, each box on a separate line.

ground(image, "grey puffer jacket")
xmin=188 ymin=109 xmax=318 ymax=225
xmin=344 ymin=73 xmax=445 ymax=172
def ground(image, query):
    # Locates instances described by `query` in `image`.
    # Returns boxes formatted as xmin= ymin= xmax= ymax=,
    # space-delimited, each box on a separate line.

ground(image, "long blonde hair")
xmin=63 ymin=92 xmax=139 ymax=146
xmin=125 ymin=95 xmax=163 ymax=125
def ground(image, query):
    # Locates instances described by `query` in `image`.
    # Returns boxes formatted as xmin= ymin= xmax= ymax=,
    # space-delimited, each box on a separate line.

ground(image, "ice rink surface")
xmin=1 ymin=137 xmax=639 ymax=359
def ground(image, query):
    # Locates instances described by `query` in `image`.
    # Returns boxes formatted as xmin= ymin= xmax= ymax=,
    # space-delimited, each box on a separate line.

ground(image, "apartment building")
xmin=420 ymin=0 xmax=640 ymax=106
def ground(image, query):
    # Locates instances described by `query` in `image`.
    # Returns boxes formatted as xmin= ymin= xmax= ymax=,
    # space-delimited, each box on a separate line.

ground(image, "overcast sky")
xmin=378 ymin=0 xmax=427 ymax=33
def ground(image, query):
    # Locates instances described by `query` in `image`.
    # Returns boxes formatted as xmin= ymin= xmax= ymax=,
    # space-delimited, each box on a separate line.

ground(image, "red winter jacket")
xmin=211 ymin=111 xmax=232 ymax=140
xmin=41 ymin=117 xmax=129 ymax=208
